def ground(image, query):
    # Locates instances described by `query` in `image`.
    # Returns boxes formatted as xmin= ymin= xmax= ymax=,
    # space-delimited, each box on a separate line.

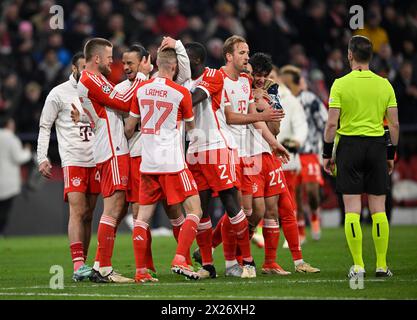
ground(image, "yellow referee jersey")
xmin=328 ymin=70 xmax=397 ymax=137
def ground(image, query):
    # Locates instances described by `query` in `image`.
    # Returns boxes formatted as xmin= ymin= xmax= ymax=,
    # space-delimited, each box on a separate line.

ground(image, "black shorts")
xmin=335 ymin=135 xmax=389 ymax=195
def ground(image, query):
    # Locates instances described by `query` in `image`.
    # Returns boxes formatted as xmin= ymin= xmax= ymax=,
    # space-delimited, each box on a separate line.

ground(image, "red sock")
xmin=196 ymin=217 xmax=213 ymax=265
xmin=278 ymin=190 xmax=302 ymax=261
xmin=212 ymin=214 xmax=226 ymax=248
xmin=176 ymin=214 xmax=200 ymax=258
xmin=297 ymin=214 xmax=306 ymax=237
xmin=70 ymin=242 xmax=84 ymax=271
xmin=311 ymin=209 xmax=320 ymax=223
xmin=145 ymin=228 xmax=155 ymax=272
xmin=230 ymin=210 xmax=252 ymax=262
xmin=262 ymin=219 xmax=280 ymax=264
xmin=221 ymin=213 xmax=237 ymax=261
xmin=132 ymin=220 xmax=149 ymax=274
xmin=170 ymin=215 xmax=192 ymax=265
xmin=97 ymin=215 xmax=117 ymax=268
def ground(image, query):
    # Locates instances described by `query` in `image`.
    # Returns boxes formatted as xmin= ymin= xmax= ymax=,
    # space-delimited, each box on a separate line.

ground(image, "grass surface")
xmin=1 ymin=226 xmax=417 ymax=300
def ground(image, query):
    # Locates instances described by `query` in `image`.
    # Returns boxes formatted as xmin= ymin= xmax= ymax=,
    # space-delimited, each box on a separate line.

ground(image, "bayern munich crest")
xmin=101 ymin=84 xmax=111 ymax=94
xmin=71 ymin=177 xmax=81 ymax=187
xmin=242 ymin=83 xmax=249 ymax=94
xmin=121 ymin=176 xmax=128 ymax=186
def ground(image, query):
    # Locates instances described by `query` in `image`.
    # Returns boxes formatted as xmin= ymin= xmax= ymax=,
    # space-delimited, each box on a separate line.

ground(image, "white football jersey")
xmin=115 ymin=79 xmax=142 ymax=157
xmin=219 ymin=68 xmax=254 ymax=157
xmin=184 ymin=67 xmax=235 ymax=154
xmin=77 ymin=70 xmax=146 ymax=164
xmin=37 ymin=74 xmax=95 ymax=167
xmin=130 ymin=77 xmax=194 ymax=173
xmin=247 ymin=124 xmax=271 ymax=156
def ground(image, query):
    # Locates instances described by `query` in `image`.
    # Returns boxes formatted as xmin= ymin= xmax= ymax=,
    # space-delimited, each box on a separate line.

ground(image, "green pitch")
xmin=1 ymin=226 xmax=417 ymax=300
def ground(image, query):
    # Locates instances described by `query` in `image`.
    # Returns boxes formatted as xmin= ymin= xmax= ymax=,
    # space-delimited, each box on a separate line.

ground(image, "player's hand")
xmin=71 ymin=104 xmax=80 ymax=123
xmin=159 ymin=36 xmax=177 ymax=51
xmin=387 ymin=159 xmax=394 ymax=175
xmin=260 ymin=107 xmax=285 ymax=122
xmin=138 ymin=54 xmax=153 ymax=76
xmin=271 ymin=141 xmax=290 ymax=164
xmin=39 ymin=160 xmax=52 ymax=179
xmin=323 ymin=158 xmax=335 ymax=176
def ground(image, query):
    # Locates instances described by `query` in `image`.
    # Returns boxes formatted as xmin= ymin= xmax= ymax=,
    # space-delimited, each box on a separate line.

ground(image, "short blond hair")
xmin=84 ymin=38 xmax=113 ymax=62
xmin=279 ymin=65 xmax=301 ymax=85
xmin=223 ymin=35 xmax=246 ymax=62
xmin=157 ymin=48 xmax=177 ymax=70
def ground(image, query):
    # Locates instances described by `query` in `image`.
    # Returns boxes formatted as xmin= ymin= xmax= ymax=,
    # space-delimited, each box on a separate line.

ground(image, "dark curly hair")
xmin=249 ymin=52 xmax=273 ymax=75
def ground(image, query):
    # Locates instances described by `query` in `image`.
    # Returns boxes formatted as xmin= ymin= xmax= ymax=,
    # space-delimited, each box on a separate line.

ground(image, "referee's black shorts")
xmin=335 ymin=135 xmax=389 ymax=195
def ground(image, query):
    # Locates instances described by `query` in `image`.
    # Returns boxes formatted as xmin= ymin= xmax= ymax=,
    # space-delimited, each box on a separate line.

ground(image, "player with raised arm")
xmin=248 ymin=54 xmax=320 ymax=274
xmin=37 ymin=52 xmax=100 ymax=282
xmin=183 ymin=42 xmax=283 ymax=278
xmin=76 ymin=38 xmax=148 ymax=283
xmin=124 ymin=48 xmax=201 ymax=282
xmin=280 ymin=65 xmax=328 ymax=241
xmin=121 ymin=38 xmax=195 ymax=278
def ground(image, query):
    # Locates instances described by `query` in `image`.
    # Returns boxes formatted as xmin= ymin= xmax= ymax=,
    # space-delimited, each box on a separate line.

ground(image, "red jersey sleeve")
xmin=179 ymin=89 xmax=194 ymax=122
xmin=196 ymin=68 xmax=224 ymax=97
xmin=81 ymin=71 xmax=141 ymax=113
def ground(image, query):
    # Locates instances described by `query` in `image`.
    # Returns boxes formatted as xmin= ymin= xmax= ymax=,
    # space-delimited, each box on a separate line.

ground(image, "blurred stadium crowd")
xmin=1 ymin=0 xmax=417 ymax=205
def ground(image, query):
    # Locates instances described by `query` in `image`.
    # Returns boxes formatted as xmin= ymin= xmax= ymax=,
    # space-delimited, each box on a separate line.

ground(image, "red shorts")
xmin=298 ymin=154 xmax=324 ymax=185
xmin=126 ymin=156 xmax=141 ymax=203
xmin=139 ymin=168 xmax=198 ymax=205
xmin=187 ymin=148 xmax=235 ymax=193
xmin=63 ymin=166 xmax=100 ymax=202
xmin=247 ymin=153 xmax=286 ymax=198
xmin=235 ymin=155 xmax=254 ymax=196
xmin=96 ymin=154 xmax=130 ymax=198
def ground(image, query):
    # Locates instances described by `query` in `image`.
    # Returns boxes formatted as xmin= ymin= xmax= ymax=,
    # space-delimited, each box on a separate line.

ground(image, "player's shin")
xmin=175 ymin=214 xmax=200 ymax=260
xmin=97 ymin=215 xmax=117 ymax=276
xmin=196 ymin=217 xmax=214 ymax=265
xmin=263 ymin=219 xmax=280 ymax=264
xmin=278 ymin=191 xmax=303 ymax=261
xmin=345 ymin=213 xmax=364 ymax=268
xmin=132 ymin=220 xmax=150 ymax=276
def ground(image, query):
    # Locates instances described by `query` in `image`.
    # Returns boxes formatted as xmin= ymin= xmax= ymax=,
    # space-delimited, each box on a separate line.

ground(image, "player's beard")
xmin=99 ymin=64 xmax=111 ymax=76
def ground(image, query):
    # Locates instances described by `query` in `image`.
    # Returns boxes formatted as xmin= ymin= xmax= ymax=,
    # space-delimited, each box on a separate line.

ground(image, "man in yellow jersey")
xmin=323 ymin=35 xmax=399 ymax=278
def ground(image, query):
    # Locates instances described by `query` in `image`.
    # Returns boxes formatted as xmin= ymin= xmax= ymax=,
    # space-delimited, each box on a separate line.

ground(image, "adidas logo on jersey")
xmin=226 ymin=179 xmax=232 ymax=184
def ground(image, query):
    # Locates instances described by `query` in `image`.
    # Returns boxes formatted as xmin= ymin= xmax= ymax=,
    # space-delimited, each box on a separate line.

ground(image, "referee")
xmin=323 ymin=35 xmax=399 ymax=278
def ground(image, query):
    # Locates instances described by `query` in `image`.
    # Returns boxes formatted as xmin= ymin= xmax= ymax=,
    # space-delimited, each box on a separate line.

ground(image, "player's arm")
xmin=37 ymin=91 xmax=59 ymax=178
xmin=159 ymin=37 xmax=191 ymax=85
xmin=124 ymin=93 xmax=141 ymax=139
xmin=248 ymin=102 xmax=290 ymax=163
xmin=224 ymin=103 xmax=283 ymax=125
xmin=80 ymin=72 xmax=145 ymax=113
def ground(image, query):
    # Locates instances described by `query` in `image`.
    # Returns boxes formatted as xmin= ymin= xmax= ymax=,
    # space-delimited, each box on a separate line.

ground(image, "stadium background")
xmin=1 ymin=0 xmax=417 ymax=235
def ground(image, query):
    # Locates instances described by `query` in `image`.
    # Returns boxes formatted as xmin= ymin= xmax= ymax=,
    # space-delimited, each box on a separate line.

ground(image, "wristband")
xmin=387 ymin=145 xmax=397 ymax=160
xmin=322 ymin=141 xmax=334 ymax=159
